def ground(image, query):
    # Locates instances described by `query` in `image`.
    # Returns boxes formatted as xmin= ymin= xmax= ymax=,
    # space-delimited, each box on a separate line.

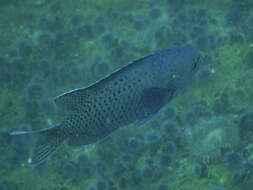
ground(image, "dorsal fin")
xmin=83 ymin=52 xmax=156 ymax=89
xmin=54 ymin=52 xmax=157 ymax=112
xmin=54 ymin=88 xmax=91 ymax=112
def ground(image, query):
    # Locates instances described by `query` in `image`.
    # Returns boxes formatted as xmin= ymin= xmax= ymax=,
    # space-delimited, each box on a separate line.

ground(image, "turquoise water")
xmin=0 ymin=0 xmax=252 ymax=190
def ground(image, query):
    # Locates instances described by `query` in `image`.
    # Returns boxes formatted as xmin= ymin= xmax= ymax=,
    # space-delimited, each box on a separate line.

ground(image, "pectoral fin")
xmin=141 ymin=87 xmax=174 ymax=114
xmin=135 ymin=87 xmax=174 ymax=126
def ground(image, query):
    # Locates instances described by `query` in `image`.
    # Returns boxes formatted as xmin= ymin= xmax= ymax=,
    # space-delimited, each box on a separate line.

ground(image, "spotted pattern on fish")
xmin=10 ymin=45 xmax=202 ymax=166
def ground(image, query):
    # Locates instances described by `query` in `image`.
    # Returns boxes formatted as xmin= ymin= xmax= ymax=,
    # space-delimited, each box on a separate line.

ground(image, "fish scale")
xmin=10 ymin=45 xmax=202 ymax=166
xmin=63 ymin=77 xmax=144 ymax=140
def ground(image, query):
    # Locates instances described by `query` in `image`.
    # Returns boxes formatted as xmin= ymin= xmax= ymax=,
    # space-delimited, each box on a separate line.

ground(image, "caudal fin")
xmin=10 ymin=125 xmax=64 ymax=167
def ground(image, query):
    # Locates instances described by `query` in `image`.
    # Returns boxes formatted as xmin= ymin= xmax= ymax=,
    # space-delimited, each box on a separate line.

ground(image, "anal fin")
xmin=30 ymin=131 xmax=63 ymax=167
xmin=10 ymin=124 xmax=64 ymax=167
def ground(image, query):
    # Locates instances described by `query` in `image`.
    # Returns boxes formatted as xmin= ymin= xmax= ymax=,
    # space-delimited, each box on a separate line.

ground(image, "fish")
xmin=10 ymin=45 xmax=202 ymax=167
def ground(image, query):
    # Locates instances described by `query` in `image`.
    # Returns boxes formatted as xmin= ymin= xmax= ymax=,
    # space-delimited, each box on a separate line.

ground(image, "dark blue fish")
xmin=10 ymin=45 xmax=202 ymax=166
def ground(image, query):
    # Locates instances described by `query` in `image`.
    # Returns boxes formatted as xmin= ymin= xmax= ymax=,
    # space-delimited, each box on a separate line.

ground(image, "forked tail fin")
xmin=10 ymin=124 xmax=64 ymax=167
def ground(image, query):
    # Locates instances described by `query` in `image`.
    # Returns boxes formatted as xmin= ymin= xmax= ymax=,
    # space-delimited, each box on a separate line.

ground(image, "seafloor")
xmin=0 ymin=0 xmax=253 ymax=190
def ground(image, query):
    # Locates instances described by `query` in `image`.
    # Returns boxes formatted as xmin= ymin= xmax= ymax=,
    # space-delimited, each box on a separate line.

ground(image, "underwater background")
xmin=0 ymin=0 xmax=253 ymax=190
